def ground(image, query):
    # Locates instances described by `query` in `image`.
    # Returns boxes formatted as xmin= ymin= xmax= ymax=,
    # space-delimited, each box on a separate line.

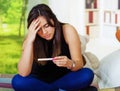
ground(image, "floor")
xmin=99 ymin=87 xmax=120 ymax=91
xmin=0 ymin=88 xmax=13 ymax=91
xmin=0 ymin=74 xmax=14 ymax=91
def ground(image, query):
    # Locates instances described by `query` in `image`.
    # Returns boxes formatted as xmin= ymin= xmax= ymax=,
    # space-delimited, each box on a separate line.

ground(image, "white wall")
xmin=49 ymin=0 xmax=85 ymax=35
xmin=102 ymin=0 xmax=118 ymax=10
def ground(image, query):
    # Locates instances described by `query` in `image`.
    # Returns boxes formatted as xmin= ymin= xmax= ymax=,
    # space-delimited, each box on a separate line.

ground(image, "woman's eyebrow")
xmin=43 ymin=23 xmax=48 ymax=27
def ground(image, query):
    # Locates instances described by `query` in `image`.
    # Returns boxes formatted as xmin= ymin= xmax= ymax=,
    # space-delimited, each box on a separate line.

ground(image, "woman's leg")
xmin=12 ymin=74 xmax=51 ymax=91
xmin=51 ymin=68 xmax=94 ymax=91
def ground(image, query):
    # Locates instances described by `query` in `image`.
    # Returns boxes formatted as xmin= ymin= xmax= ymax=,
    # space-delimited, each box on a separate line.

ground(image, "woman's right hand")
xmin=26 ymin=18 xmax=41 ymax=43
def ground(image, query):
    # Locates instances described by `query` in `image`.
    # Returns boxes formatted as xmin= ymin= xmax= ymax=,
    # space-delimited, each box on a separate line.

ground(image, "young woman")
xmin=12 ymin=4 xmax=97 ymax=91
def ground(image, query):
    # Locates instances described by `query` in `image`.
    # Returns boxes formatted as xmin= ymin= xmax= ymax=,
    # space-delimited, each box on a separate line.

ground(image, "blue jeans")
xmin=12 ymin=68 xmax=94 ymax=91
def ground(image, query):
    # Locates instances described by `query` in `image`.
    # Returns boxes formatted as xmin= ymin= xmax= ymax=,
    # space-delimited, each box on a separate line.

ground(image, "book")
xmin=118 ymin=0 xmax=120 ymax=9
xmin=86 ymin=0 xmax=94 ymax=9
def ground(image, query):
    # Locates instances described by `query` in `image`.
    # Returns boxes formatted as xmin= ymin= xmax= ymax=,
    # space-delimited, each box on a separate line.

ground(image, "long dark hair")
xmin=27 ymin=4 xmax=62 ymax=65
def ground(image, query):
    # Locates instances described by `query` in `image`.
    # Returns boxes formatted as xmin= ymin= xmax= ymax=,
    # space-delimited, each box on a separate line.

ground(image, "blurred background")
xmin=0 ymin=0 xmax=25 ymax=74
xmin=0 ymin=0 xmax=48 ymax=74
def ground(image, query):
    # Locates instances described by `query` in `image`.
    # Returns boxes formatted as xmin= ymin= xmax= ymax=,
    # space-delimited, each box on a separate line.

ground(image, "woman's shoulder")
xmin=62 ymin=23 xmax=79 ymax=44
xmin=62 ymin=23 xmax=75 ymax=30
xmin=62 ymin=23 xmax=78 ymax=36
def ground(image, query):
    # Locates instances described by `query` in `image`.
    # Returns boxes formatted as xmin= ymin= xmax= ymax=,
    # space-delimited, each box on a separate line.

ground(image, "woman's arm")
xmin=18 ymin=18 xmax=41 ymax=76
xmin=18 ymin=40 xmax=34 ymax=77
xmin=63 ymin=24 xmax=84 ymax=71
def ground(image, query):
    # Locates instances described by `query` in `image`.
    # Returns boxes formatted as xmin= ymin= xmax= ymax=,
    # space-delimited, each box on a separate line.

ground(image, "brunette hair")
xmin=27 ymin=4 xmax=62 ymax=64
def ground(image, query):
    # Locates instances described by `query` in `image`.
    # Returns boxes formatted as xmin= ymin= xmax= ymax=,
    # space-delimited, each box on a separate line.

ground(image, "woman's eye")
xmin=44 ymin=24 xmax=49 ymax=28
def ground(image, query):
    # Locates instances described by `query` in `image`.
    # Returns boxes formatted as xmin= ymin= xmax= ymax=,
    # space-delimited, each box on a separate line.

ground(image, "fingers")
xmin=53 ymin=56 xmax=68 ymax=67
xmin=25 ymin=18 xmax=41 ymax=43
xmin=35 ymin=24 xmax=41 ymax=33
xmin=53 ymin=56 xmax=66 ymax=60
xmin=29 ymin=18 xmax=41 ymax=33
xmin=56 ymin=61 xmax=65 ymax=66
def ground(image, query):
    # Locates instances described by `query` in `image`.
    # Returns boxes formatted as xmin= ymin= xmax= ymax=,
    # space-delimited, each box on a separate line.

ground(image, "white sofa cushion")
xmin=98 ymin=49 xmax=120 ymax=89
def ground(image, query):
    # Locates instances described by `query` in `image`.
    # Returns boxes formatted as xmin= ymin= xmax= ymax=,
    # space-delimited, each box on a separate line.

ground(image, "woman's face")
xmin=37 ymin=16 xmax=55 ymax=40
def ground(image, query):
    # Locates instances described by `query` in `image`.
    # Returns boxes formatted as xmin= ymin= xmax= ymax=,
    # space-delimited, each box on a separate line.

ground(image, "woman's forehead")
xmin=37 ymin=16 xmax=47 ymax=25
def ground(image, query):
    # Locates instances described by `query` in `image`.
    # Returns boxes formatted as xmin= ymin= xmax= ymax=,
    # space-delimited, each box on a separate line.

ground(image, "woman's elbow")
xmin=18 ymin=71 xmax=30 ymax=77
xmin=18 ymin=67 xmax=31 ymax=77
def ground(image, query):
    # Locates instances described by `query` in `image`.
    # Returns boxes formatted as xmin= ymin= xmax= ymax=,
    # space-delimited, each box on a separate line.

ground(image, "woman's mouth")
xmin=44 ymin=34 xmax=51 ymax=39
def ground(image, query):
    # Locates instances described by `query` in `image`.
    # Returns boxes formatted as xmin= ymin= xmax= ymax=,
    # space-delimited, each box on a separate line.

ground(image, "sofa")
xmin=79 ymin=30 xmax=120 ymax=89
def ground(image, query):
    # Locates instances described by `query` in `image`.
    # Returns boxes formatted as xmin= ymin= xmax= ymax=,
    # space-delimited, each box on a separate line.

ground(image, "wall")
xmin=102 ymin=0 xmax=118 ymax=9
xmin=49 ymin=0 xmax=85 ymax=35
xmin=27 ymin=0 xmax=48 ymax=13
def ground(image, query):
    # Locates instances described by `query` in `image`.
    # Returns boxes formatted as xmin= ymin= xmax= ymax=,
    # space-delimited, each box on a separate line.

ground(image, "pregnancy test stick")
xmin=38 ymin=58 xmax=53 ymax=61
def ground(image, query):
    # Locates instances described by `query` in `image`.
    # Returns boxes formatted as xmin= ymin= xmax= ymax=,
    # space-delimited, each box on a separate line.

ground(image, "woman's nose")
xmin=42 ymin=28 xmax=47 ymax=34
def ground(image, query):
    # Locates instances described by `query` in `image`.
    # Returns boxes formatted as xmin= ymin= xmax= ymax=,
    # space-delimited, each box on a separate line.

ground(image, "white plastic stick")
xmin=38 ymin=58 xmax=53 ymax=61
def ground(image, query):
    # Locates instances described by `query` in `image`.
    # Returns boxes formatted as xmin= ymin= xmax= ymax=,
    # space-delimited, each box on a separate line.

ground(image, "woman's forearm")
xmin=18 ymin=42 xmax=33 ymax=77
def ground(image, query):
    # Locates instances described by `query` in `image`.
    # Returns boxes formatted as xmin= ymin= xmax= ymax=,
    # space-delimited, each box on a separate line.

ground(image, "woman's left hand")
xmin=53 ymin=56 xmax=72 ymax=69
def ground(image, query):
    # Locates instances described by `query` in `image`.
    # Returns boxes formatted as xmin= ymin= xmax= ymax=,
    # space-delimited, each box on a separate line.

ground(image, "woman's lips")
xmin=44 ymin=34 xmax=51 ymax=39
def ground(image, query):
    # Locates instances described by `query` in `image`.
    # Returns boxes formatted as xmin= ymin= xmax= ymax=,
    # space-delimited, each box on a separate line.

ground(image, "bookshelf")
xmin=85 ymin=0 xmax=100 ymax=37
xmin=103 ymin=10 xmax=120 ymax=26
xmin=85 ymin=9 xmax=99 ymax=26
xmin=102 ymin=0 xmax=120 ymax=38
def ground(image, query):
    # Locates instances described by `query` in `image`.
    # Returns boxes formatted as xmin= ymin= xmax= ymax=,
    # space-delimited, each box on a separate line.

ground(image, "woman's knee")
xmin=12 ymin=74 xmax=28 ymax=90
xmin=81 ymin=68 xmax=94 ymax=82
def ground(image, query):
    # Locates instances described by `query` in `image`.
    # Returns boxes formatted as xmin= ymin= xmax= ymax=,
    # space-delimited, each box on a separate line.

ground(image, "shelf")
xmin=86 ymin=9 xmax=99 ymax=12
xmin=104 ymin=10 xmax=120 ymax=26
xmin=85 ymin=0 xmax=99 ymax=37
xmin=104 ymin=23 xmax=120 ymax=27
xmin=85 ymin=10 xmax=99 ymax=25
xmin=86 ymin=23 xmax=98 ymax=26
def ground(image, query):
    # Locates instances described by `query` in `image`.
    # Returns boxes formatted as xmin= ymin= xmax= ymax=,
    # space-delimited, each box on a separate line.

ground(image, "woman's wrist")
xmin=67 ymin=60 xmax=76 ymax=69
